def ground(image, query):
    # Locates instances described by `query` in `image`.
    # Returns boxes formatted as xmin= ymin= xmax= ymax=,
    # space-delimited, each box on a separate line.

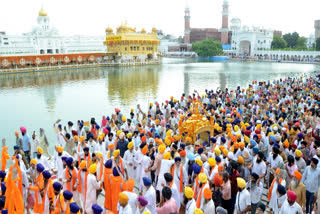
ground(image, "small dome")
xmin=39 ymin=8 xmax=47 ymax=17
xmin=151 ymin=27 xmax=157 ymax=33
xmin=106 ymin=27 xmax=113 ymax=33
xmin=141 ymin=28 xmax=146 ymax=34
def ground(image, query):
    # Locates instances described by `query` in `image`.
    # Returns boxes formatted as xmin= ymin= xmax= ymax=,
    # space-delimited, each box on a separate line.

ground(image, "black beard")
xmin=257 ymin=159 xmax=262 ymax=163
xmin=69 ymin=166 xmax=74 ymax=170
xmin=295 ymin=157 xmax=300 ymax=161
xmin=37 ymin=154 xmax=41 ymax=159
xmin=58 ymin=153 xmax=62 ymax=156
xmin=183 ymin=197 xmax=188 ymax=205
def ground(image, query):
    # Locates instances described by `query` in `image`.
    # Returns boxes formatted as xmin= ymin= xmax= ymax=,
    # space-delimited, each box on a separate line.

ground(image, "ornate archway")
xmin=239 ymin=40 xmax=251 ymax=56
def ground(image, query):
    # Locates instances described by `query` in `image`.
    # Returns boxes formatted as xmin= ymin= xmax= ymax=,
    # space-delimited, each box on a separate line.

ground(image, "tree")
xmin=271 ymin=35 xmax=287 ymax=49
xmin=192 ymin=39 xmax=223 ymax=57
xmin=316 ymin=38 xmax=320 ymax=51
xmin=296 ymin=37 xmax=307 ymax=50
xmin=283 ymin=32 xmax=299 ymax=48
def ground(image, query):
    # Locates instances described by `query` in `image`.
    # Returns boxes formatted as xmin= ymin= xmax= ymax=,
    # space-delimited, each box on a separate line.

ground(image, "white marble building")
xmin=0 ymin=8 xmax=106 ymax=56
xmin=229 ymin=18 xmax=274 ymax=56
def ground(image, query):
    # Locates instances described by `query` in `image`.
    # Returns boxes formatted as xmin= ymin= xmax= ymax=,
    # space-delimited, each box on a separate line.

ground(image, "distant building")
xmin=104 ymin=21 xmax=160 ymax=61
xmin=273 ymin=30 xmax=282 ymax=37
xmin=306 ymin=34 xmax=316 ymax=49
xmin=0 ymin=8 xmax=106 ymax=56
xmin=183 ymin=0 xmax=231 ymax=45
xmin=315 ymin=20 xmax=320 ymax=39
xmin=229 ymin=18 xmax=273 ymax=56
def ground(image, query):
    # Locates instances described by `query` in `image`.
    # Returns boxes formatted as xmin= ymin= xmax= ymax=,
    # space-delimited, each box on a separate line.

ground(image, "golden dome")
xmin=39 ymin=8 xmax=47 ymax=17
xmin=141 ymin=28 xmax=146 ymax=34
xmin=151 ymin=27 xmax=157 ymax=33
xmin=106 ymin=27 xmax=113 ymax=33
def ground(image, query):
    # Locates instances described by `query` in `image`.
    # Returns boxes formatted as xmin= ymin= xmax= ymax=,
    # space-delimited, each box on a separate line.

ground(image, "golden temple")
xmin=104 ymin=21 xmax=160 ymax=61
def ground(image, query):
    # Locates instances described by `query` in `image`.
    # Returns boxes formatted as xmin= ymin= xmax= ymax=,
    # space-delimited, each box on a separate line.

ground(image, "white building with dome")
xmin=0 ymin=8 xmax=106 ymax=56
xmin=229 ymin=18 xmax=274 ymax=56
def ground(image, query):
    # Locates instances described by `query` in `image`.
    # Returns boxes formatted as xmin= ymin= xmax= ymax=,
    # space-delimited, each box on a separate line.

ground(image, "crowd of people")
xmin=1 ymin=73 xmax=320 ymax=214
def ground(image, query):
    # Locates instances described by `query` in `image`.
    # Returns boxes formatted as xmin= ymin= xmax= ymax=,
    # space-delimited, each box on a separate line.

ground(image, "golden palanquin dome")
xmin=106 ymin=27 xmax=113 ymax=34
xmin=39 ymin=8 xmax=47 ymax=17
xmin=179 ymin=100 xmax=215 ymax=143
xmin=116 ymin=21 xmax=136 ymax=33
xmin=151 ymin=27 xmax=157 ymax=33
xmin=141 ymin=28 xmax=146 ymax=34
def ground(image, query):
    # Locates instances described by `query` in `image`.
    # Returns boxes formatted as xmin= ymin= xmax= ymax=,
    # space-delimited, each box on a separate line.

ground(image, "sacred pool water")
xmin=0 ymin=59 xmax=319 ymax=153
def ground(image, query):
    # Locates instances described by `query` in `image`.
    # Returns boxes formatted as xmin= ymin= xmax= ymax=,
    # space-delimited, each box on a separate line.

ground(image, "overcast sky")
xmin=0 ymin=0 xmax=319 ymax=38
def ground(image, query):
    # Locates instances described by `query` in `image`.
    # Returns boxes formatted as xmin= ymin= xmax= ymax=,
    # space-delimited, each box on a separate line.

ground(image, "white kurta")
xmin=84 ymin=174 xmax=100 ymax=214
xmin=139 ymin=155 xmax=151 ymax=191
xmin=135 ymin=150 xmax=143 ymax=181
xmin=119 ymin=204 xmax=133 ymax=214
xmin=170 ymin=182 xmax=181 ymax=210
xmin=279 ymin=200 xmax=303 ymax=214
xmin=61 ymin=167 xmax=79 ymax=202
xmin=43 ymin=181 xmax=51 ymax=214
xmin=173 ymin=164 xmax=188 ymax=202
xmin=122 ymin=191 xmax=138 ymax=213
xmin=54 ymin=151 xmax=71 ymax=179
xmin=269 ymin=179 xmax=286 ymax=211
xmin=185 ymin=199 xmax=196 ymax=214
xmin=124 ymin=149 xmax=136 ymax=179
xmin=203 ymin=199 xmax=216 ymax=214
xmin=36 ymin=155 xmax=52 ymax=170
xmin=198 ymin=183 xmax=210 ymax=209
xmin=156 ymin=159 xmax=175 ymax=191
xmin=234 ymin=189 xmax=251 ymax=214
xmin=144 ymin=186 xmax=156 ymax=214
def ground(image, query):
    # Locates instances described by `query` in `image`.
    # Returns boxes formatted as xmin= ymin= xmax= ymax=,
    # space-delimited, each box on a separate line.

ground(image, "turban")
xmin=66 ymin=157 xmax=74 ymax=166
xmin=293 ymin=170 xmax=302 ymax=180
xmin=244 ymin=136 xmax=250 ymax=144
xmin=163 ymin=152 xmax=170 ymax=160
xmin=250 ymin=139 xmax=257 ymax=146
xmin=179 ymin=150 xmax=186 ymax=157
xmin=234 ymin=125 xmax=239 ymax=132
xmin=63 ymin=190 xmax=73 ymax=200
xmin=108 ymin=144 xmax=114 ymax=149
xmin=228 ymin=152 xmax=234 ymax=160
xmin=216 ymin=207 xmax=227 ymax=214
xmin=69 ymin=202 xmax=80 ymax=213
xmin=164 ymin=173 xmax=173 ymax=182
xmin=197 ymin=148 xmax=204 ymax=155
xmin=37 ymin=147 xmax=43 ymax=154
xmin=244 ymin=130 xmax=251 ymax=137
xmin=253 ymin=147 xmax=259 ymax=154
xmin=194 ymin=208 xmax=204 ymax=214
xmin=103 ymin=128 xmax=109 ymax=135
xmin=255 ymin=129 xmax=261 ymax=134
xmin=79 ymin=136 xmax=85 ymax=143
xmin=61 ymin=157 xmax=67 ymax=162
xmin=203 ymin=188 xmax=212 ymax=199
xmin=180 ymin=143 xmax=186 ymax=150
xmin=142 ymin=145 xmax=148 ymax=155
xmin=218 ymin=165 xmax=224 ymax=172
xmin=234 ymin=143 xmax=239 ymax=149
xmin=141 ymin=136 xmax=147 ymax=142
xmin=158 ymin=144 xmax=166 ymax=154
xmin=277 ymin=185 xmax=286 ymax=195
xmin=104 ymin=159 xmax=112 ymax=168
xmin=215 ymin=156 xmax=221 ymax=163
xmin=96 ymin=152 xmax=103 ymax=158
xmin=214 ymin=148 xmax=221 ymax=156
xmin=211 ymin=137 xmax=216 ymax=143
xmin=143 ymin=177 xmax=152 ymax=186
xmin=1 ymin=183 xmax=6 ymax=194
xmin=36 ymin=163 xmax=45 ymax=173
xmin=193 ymin=164 xmax=201 ymax=174
xmin=312 ymin=157 xmax=319 ymax=165
xmin=126 ymin=178 xmax=135 ymax=191
xmin=257 ymin=202 xmax=266 ymax=212
xmin=89 ymin=164 xmax=97 ymax=174
xmin=42 ymin=170 xmax=51 ymax=179
xmin=222 ymin=149 xmax=228 ymax=157
xmin=14 ymin=131 xmax=19 ymax=136
xmin=284 ymin=139 xmax=289 ymax=148
xmin=272 ymin=146 xmax=280 ymax=154
xmin=113 ymin=149 xmax=120 ymax=157
xmin=84 ymin=126 xmax=90 ymax=132
xmin=138 ymin=196 xmax=148 ymax=206
xmin=71 ymin=130 xmax=77 ymax=136
xmin=14 ymin=145 xmax=20 ymax=150
xmin=297 ymin=132 xmax=303 ymax=139
xmin=127 ymin=142 xmax=133 ymax=149
xmin=208 ymin=157 xmax=216 ymax=167
xmin=73 ymin=136 xmax=79 ymax=141
xmin=221 ymin=137 xmax=226 ymax=143
xmin=174 ymin=157 xmax=181 ymax=162
xmin=295 ymin=149 xmax=302 ymax=157
xmin=287 ymin=190 xmax=297 ymax=202
xmin=238 ymin=156 xmax=244 ymax=164
xmin=119 ymin=192 xmax=129 ymax=204
xmin=195 ymin=159 xmax=203 ymax=167
xmin=30 ymin=159 xmax=37 ymax=166
xmin=80 ymin=161 xmax=87 ymax=169
xmin=237 ymin=177 xmax=246 ymax=188
xmin=270 ymin=135 xmax=276 ymax=142
xmin=56 ymin=146 xmax=64 ymax=153
xmin=184 ymin=187 xmax=194 ymax=199
xmin=113 ymin=166 xmax=120 ymax=176
xmin=20 ymin=126 xmax=26 ymax=133
xmin=239 ymin=142 xmax=245 ymax=149
xmin=0 ymin=171 xmax=6 ymax=178
xmin=92 ymin=204 xmax=103 ymax=214
xmin=198 ymin=173 xmax=207 ymax=183
xmin=213 ymin=174 xmax=224 ymax=186
xmin=187 ymin=152 xmax=195 ymax=161
xmin=1 ymin=210 xmax=7 ymax=214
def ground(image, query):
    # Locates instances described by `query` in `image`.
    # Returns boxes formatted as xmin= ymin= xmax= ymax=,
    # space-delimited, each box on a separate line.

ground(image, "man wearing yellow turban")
xmin=118 ymin=192 xmax=132 ymax=213
xmin=123 ymin=141 xmax=136 ymax=179
xmin=121 ymin=178 xmax=138 ymax=213
xmin=36 ymin=146 xmax=51 ymax=170
xmin=195 ymin=173 xmax=209 ymax=209
xmin=113 ymin=149 xmax=128 ymax=179
xmin=234 ymin=177 xmax=251 ymax=214
xmin=184 ymin=187 xmax=196 ymax=213
xmin=84 ymin=164 xmax=101 ymax=214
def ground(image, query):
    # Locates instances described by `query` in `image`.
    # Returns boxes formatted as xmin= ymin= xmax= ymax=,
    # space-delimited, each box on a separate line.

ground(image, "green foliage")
xmin=296 ymin=37 xmax=307 ymax=50
xmin=283 ymin=32 xmax=299 ymax=48
xmin=192 ymin=39 xmax=223 ymax=57
xmin=316 ymin=38 xmax=320 ymax=51
xmin=271 ymin=35 xmax=287 ymax=49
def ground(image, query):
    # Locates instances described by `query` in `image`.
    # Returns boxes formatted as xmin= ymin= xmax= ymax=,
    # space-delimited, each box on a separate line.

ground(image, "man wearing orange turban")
xmin=202 ymin=187 xmax=215 ymax=213
xmin=121 ymin=178 xmax=138 ymax=213
xmin=288 ymin=170 xmax=306 ymax=209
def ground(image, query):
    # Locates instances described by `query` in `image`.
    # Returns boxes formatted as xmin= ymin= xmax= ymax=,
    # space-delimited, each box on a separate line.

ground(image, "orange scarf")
xmin=65 ymin=167 xmax=77 ymax=191
xmin=1 ymin=146 xmax=10 ymax=171
xmin=193 ymin=177 xmax=199 ymax=199
xmin=196 ymin=184 xmax=206 ymax=208
xmin=115 ymin=138 xmax=118 ymax=149
xmin=211 ymin=144 xmax=217 ymax=153
xmin=9 ymin=157 xmax=23 ymax=196
xmin=99 ymin=158 xmax=104 ymax=181
xmin=268 ymin=178 xmax=282 ymax=200
xmin=171 ymin=164 xmax=184 ymax=193
xmin=4 ymin=176 xmax=25 ymax=213
xmin=114 ymin=157 xmax=124 ymax=174
xmin=77 ymin=143 xmax=87 ymax=166
xmin=55 ymin=193 xmax=74 ymax=214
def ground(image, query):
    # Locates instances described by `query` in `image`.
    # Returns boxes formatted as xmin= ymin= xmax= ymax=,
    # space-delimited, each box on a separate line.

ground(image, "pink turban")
xmin=160 ymin=120 xmax=166 ymax=126
xmin=287 ymin=190 xmax=297 ymax=202
xmin=20 ymin=126 xmax=26 ymax=133
xmin=103 ymin=128 xmax=109 ymax=135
